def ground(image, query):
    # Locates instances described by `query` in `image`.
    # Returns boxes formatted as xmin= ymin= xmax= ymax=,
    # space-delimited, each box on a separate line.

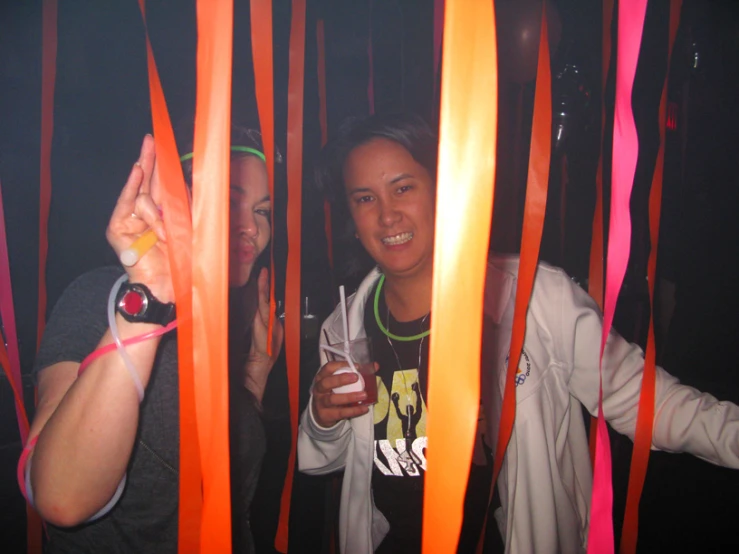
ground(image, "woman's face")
xmin=229 ymin=155 xmax=271 ymax=287
xmin=343 ymin=138 xmax=436 ymax=280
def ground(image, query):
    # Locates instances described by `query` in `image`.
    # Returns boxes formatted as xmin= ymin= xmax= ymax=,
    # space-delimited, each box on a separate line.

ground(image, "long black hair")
xmin=314 ymin=112 xmax=438 ymax=281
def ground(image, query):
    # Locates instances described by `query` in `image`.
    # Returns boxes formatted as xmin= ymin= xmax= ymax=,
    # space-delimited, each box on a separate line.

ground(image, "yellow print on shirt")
xmin=374 ymin=369 xmax=427 ymax=442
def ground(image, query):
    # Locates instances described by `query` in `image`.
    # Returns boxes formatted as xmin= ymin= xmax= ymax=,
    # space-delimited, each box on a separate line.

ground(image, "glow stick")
xmin=120 ymin=229 xmax=158 ymax=267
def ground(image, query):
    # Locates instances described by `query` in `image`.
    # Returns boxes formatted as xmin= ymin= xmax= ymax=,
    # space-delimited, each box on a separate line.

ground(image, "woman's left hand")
xmin=245 ymin=268 xmax=284 ymax=402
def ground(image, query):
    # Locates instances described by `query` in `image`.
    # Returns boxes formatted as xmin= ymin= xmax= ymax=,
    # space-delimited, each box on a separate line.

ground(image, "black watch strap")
xmin=115 ymin=282 xmax=176 ymax=326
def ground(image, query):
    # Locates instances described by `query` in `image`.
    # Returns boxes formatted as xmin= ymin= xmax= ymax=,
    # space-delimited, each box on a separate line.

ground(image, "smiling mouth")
xmin=381 ymin=232 xmax=413 ymax=246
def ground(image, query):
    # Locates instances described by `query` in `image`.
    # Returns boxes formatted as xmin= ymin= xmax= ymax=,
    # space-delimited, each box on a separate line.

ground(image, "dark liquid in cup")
xmin=356 ymin=363 xmax=378 ymax=405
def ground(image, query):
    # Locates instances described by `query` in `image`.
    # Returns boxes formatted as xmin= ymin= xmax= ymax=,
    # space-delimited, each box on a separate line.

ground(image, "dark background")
xmin=1 ymin=0 xmax=738 ymax=552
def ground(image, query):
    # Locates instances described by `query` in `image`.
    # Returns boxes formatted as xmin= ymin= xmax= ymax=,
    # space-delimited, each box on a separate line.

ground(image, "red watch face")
xmin=121 ymin=290 xmax=145 ymax=315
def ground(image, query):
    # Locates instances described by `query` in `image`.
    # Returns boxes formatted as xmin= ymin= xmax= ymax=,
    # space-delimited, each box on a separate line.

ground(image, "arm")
xmin=28 ymin=136 xmax=175 ymax=526
xmin=560 ymin=270 xmax=739 ymax=468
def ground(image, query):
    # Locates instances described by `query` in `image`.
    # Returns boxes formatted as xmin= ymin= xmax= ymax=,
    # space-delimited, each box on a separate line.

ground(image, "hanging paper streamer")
xmin=588 ymin=0 xmax=614 ymax=465
xmin=274 ymin=1 xmax=306 ymax=551
xmin=423 ymin=0 xmax=498 ymax=552
xmin=433 ymin=0 xmax=444 ymax=84
xmin=587 ymin=1 xmax=649 ymax=553
xmin=478 ymin=5 xmax=552 ymax=552
xmin=137 ymin=2 xmax=201 ymax=551
xmin=190 ymin=0 xmax=235 ymax=550
xmin=250 ymin=0 xmax=278 ymax=357
xmin=0 ymin=180 xmax=29 ymax=445
xmin=37 ymin=0 xmax=57 ymax=351
xmin=367 ymin=0 xmax=375 ymax=114
xmin=316 ymin=19 xmax=333 ymax=272
xmin=619 ymin=3 xmax=682 ymax=553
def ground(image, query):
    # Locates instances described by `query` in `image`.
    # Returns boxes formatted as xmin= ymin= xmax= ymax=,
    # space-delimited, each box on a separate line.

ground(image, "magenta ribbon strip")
xmin=587 ymin=1 xmax=648 ymax=553
xmin=0 ymin=179 xmax=29 ymax=445
xmin=367 ymin=0 xmax=375 ymax=114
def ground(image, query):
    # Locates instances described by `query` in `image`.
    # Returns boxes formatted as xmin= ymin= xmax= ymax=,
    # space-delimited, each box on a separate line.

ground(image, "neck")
xmin=382 ymin=269 xmax=433 ymax=322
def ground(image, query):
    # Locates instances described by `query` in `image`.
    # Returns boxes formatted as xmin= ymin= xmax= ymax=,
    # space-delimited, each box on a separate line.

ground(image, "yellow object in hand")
xmin=120 ymin=229 xmax=158 ymax=267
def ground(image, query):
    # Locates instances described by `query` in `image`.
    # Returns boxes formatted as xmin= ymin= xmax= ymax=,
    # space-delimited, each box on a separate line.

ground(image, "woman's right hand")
xmin=106 ymin=135 xmax=173 ymax=302
xmin=311 ymin=361 xmax=373 ymax=428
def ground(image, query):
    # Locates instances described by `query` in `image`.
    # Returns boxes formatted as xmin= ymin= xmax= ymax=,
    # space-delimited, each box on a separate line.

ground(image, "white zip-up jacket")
xmin=298 ymin=257 xmax=739 ymax=553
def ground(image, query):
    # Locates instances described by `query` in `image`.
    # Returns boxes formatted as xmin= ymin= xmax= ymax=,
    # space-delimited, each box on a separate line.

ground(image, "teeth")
xmin=382 ymin=232 xmax=413 ymax=245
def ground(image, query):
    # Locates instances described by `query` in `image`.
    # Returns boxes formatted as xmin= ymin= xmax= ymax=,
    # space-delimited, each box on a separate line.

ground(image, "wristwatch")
xmin=115 ymin=282 xmax=176 ymax=326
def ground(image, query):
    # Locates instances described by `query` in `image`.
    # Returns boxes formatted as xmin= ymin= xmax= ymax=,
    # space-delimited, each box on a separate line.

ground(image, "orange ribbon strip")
xmin=588 ymin=0 xmax=614 ymax=465
xmin=250 ymin=0 xmax=277 ymax=358
xmin=137 ymin=2 xmax=201 ymax=551
xmin=29 ymin=1 xmax=57 ymax=550
xmin=481 ymin=5 xmax=552 ymax=552
xmin=618 ymin=3 xmax=682 ymax=553
xmin=423 ymin=0 xmax=498 ymax=552
xmin=191 ymin=0 xmax=234 ymax=551
xmin=275 ymin=1 xmax=306 ymax=551
xmin=37 ymin=0 xmax=56 ymax=351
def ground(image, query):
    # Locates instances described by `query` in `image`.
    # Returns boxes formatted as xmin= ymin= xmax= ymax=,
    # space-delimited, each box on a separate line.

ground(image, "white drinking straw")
xmin=339 ymin=285 xmax=351 ymax=355
xmin=319 ymin=344 xmax=358 ymax=372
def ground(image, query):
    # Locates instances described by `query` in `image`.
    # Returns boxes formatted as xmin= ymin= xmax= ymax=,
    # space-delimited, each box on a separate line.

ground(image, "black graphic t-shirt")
xmin=365 ymin=282 xmax=430 ymax=553
xmin=365 ymin=280 xmax=500 ymax=553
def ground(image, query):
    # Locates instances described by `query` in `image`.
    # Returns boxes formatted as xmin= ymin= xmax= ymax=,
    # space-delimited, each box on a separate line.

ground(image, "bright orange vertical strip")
xmin=31 ymin=2 xmax=57 ymax=550
xmin=250 ymin=0 xmax=277 ymax=356
xmin=589 ymin=0 xmax=614 ymax=312
xmin=37 ymin=0 xmax=56 ymax=350
xmin=481 ymin=7 xmax=552 ymax=553
xmin=137 ymin=2 xmax=201 ymax=552
xmin=275 ymin=3 xmax=306 ymax=551
xmin=618 ymin=3 xmax=682 ymax=553
xmin=588 ymin=0 xmax=614 ymax=465
xmin=423 ymin=0 xmax=497 ymax=552
xmin=191 ymin=0 xmax=234 ymax=551
xmin=316 ymin=19 xmax=334 ymax=272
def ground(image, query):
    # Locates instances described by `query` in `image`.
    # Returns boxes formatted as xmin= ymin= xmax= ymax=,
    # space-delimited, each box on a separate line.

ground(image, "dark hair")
xmin=175 ymin=120 xmax=284 ymax=187
xmin=315 ymin=112 xmax=438 ymax=203
xmin=314 ymin=113 xmax=438 ymax=281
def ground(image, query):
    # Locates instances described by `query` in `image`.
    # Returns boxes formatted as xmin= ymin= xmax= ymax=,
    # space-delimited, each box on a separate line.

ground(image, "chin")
xmin=229 ymin=265 xmax=254 ymax=288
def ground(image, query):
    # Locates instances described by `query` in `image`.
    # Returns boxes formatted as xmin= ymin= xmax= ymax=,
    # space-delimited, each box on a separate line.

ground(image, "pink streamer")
xmin=0 ymin=179 xmax=29 ymax=445
xmin=367 ymin=0 xmax=375 ymax=114
xmin=587 ymin=1 xmax=648 ymax=553
xmin=433 ymin=0 xmax=444 ymax=83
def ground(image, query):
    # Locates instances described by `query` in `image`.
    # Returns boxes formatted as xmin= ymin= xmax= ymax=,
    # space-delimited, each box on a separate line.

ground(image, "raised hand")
xmin=106 ymin=135 xmax=173 ymax=302
xmin=245 ymin=267 xmax=284 ymax=402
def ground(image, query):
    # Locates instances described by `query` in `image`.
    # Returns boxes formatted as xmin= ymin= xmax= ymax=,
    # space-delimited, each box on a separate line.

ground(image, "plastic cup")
xmin=328 ymin=337 xmax=377 ymax=405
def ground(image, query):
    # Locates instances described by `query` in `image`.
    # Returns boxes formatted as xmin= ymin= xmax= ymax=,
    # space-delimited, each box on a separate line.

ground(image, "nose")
xmin=233 ymin=204 xmax=258 ymax=239
xmin=378 ymin=198 xmax=401 ymax=227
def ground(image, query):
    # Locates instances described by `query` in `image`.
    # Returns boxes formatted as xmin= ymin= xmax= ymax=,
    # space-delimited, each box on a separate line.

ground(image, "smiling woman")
xmin=315 ymin=113 xmax=438 ymax=288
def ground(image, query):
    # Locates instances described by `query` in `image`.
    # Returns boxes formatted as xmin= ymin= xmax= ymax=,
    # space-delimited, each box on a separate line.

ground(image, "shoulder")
xmin=320 ymin=267 xmax=382 ymax=342
xmin=35 ymin=266 xmax=125 ymax=374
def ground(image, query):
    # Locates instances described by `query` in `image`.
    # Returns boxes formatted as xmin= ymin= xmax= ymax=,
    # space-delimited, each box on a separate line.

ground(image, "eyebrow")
xmin=347 ymin=173 xmax=415 ymax=194
xmin=229 ymin=188 xmax=271 ymax=204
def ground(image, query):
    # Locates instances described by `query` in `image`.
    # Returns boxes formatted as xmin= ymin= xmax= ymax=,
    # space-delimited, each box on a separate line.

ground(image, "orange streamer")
xmin=250 ymin=0 xmax=277 ymax=357
xmin=37 ymin=0 xmax=56 ymax=351
xmin=274 ymin=0 xmax=306 ymax=551
xmin=423 ymin=0 xmax=497 ymax=552
xmin=480 ymin=4 xmax=552 ymax=552
xmin=618 ymin=3 xmax=682 ymax=552
xmin=317 ymin=19 xmax=334 ymax=272
xmin=30 ymin=1 xmax=57 ymax=550
xmin=191 ymin=0 xmax=234 ymax=551
xmin=588 ymin=0 xmax=614 ymax=465
xmin=137 ymin=2 xmax=201 ymax=551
